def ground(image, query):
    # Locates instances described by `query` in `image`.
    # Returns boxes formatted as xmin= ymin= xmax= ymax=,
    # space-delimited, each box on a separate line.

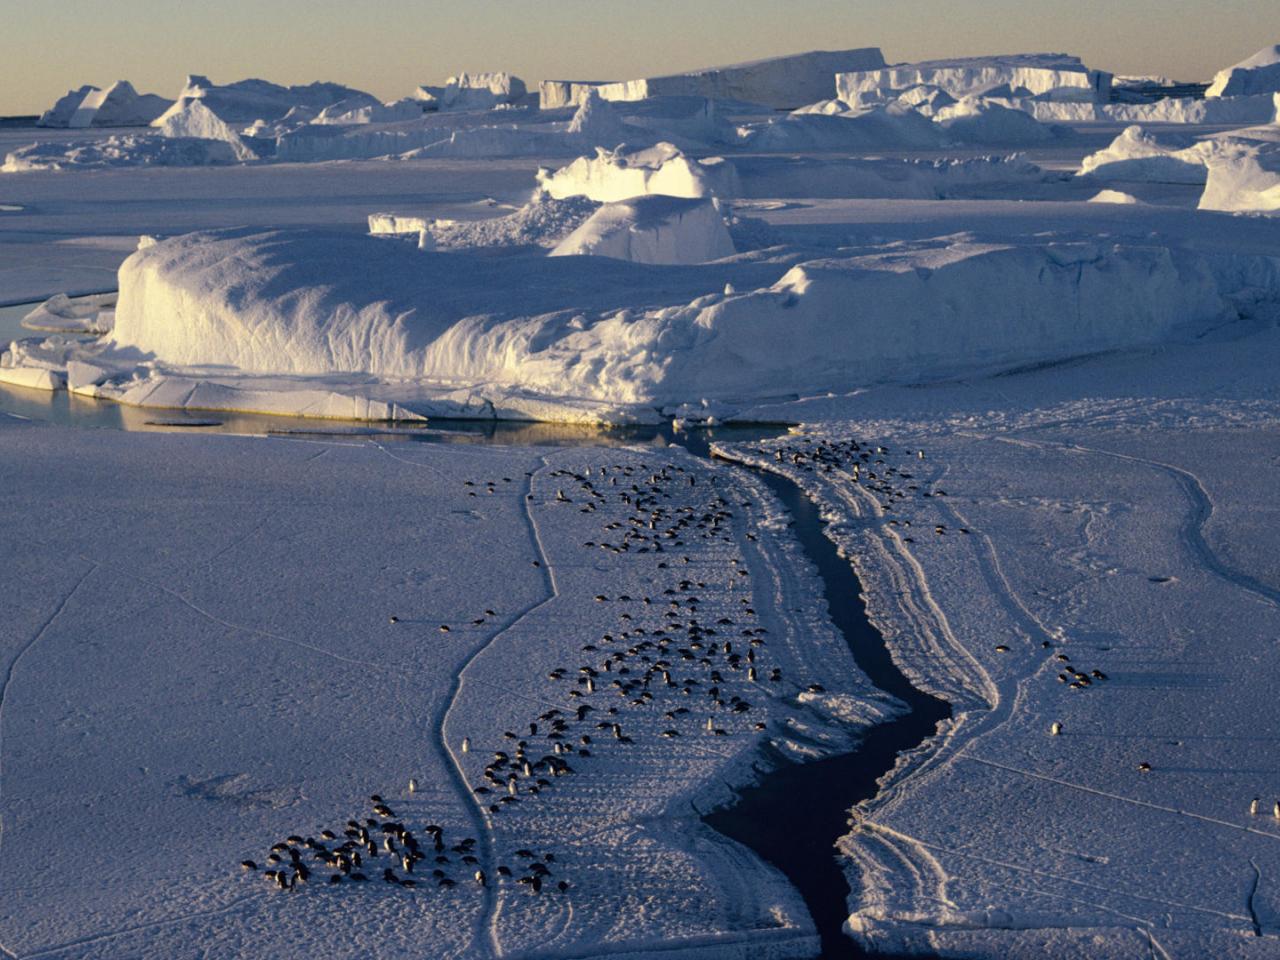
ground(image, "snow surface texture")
xmin=0 ymin=417 xmax=897 ymax=959
xmin=38 ymin=80 xmax=173 ymax=128
xmin=549 ymin=196 xmax=735 ymax=264
xmin=540 ymin=48 xmax=887 ymax=110
xmin=716 ymin=309 xmax=1280 ymax=955
xmin=1207 ymin=44 xmax=1280 ymax=98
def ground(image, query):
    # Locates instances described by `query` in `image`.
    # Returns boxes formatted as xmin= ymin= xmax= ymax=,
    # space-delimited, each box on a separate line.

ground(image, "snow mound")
xmin=21 ymin=293 xmax=116 ymax=334
xmin=549 ymin=195 xmax=734 ymax=264
xmin=1077 ymin=126 xmax=1211 ymax=183
xmin=159 ymin=75 xmax=380 ymax=126
xmin=38 ymin=81 xmax=172 ymax=128
xmin=837 ymin=53 xmax=1111 ymax=105
xmin=743 ymin=107 xmax=943 ymax=152
xmin=1206 ymin=44 xmax=1280 ymax=98
xmin=1 ymin=135 xmax=245 ymax=172
xmin=1088 ymin=189 xmax=1141 ymax=204
xmin=536 ymin=143 xmax=736 ymax=202
xmin=155 ymin=99 xmax=257 ymax=160
xmin=932 ymin=98 xmax=1054 ymax=145
xmin=548 ymin=48 xmax=886 ymax=110
xmin=1199 ymin=139 xmax=1280 ymax=213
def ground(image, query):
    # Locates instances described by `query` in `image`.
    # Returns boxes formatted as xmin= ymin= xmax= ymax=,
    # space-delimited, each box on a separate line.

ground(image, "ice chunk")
xmin=38 ymin=81 xmax=172 ymax=128
xmin=1077 ymin=125 xmax=1212 ymax=183
xmin=155 ymin=99 xmax=258 ymax=161
xmin=1199 ymin=139 xmax=1280 ymax=212
xmin=536 ymin=143 xmax=737 ymax=201
xmin=836 ymin=53 xmax=1111 ymax=104
xmin=549 ymin=195 xmax=734 ymax=264
xmin=419 ymin=72 xmax=528 ymax=112
xmin=158 ymin=75 xmax=381 ymax=126
xmin=1206 ymin=44 xmax=1280 ymax=98
xmin=1088 ymin=189 xmax=1141 ymax=204
xmin=21 ymin=293 xmax=117 ymax=334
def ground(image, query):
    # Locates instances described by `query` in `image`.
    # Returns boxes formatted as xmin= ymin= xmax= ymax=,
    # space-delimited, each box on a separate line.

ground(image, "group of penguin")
xmin=241 ymin=794 xmax=565 ymax=895
xmin=460 ymin=457 xmax=813 ymax=819
xmin=241 ymin=451 xmax=823 ymax=901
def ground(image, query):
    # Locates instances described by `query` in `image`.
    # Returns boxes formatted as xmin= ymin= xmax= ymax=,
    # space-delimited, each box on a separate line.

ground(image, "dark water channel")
xmin=0 ymin=383 xmax=950 ymax=957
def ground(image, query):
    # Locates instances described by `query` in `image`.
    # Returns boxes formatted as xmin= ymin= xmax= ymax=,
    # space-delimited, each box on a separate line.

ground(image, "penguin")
xmin=1251 ymin=797 xmax=1260 ymax=815
xmin=461 ymin=737 xmax=471 ymax=754
xmin=1274 ymin=800 xmax=1280 ymax=820
xmin=1050 ymin=722 xmax=1062 ymax=736
xmin=475 ymin=869 xmax=487 ymax=886
xmin=408 ymin=778 xmax=418 ymax=794
xmin=240 ymin=860 xmax=257 ymax=871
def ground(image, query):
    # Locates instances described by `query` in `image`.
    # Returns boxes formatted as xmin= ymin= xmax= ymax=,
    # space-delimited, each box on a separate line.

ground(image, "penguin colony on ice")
xmin=239 ymin=451 xmax=828 ymax=900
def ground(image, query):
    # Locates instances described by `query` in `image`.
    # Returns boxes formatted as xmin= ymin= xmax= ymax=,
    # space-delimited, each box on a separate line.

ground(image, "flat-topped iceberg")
xmin=540 ymin=48 xmax=886 ymax=110
xmin=5 ymin=225 xmax=1263 ymax=421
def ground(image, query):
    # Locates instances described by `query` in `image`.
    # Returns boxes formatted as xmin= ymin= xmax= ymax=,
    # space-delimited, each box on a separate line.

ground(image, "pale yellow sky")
xmin=2 ymin=0 xmax=1276 ymax=115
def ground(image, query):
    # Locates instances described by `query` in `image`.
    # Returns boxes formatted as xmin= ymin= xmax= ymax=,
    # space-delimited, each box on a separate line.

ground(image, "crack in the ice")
xmin=962 ymin=754 xmax=1280 ymax=842
xmin=439 ymin=454 xmax=556 ymax=960
xmin=1248 ymin=858 xmax=1263 ymax=936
